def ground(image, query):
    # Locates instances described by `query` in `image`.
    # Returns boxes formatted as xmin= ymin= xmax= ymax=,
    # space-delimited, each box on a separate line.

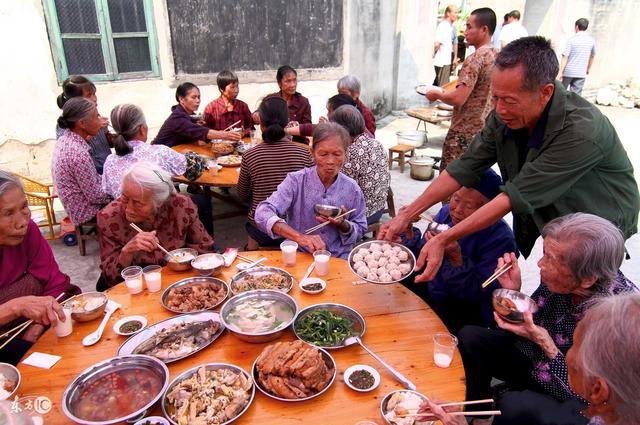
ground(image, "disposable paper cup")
xmin=143 ymin=265 xmax=162 ymax=293
xmin=280 ymin=240 xmax=298 ymax=266
xmin=121 ymin=266 xmax=144 ymax=295
xmin=55 ymin=307 xmax=73 ymax=337
xmin=313 ymin=250 xmax=331 ymax=276
xmin=433 ymin=332 xmax=458 ymax=368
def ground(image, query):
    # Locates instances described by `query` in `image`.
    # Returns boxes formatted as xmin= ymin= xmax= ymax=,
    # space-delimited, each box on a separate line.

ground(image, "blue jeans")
xmin=562 ymin=77 xmax=585 ymax=96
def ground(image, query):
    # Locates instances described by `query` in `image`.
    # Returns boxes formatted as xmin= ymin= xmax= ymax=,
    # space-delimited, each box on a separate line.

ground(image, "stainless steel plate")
xmin=229 ymin=266 xmax=295 ymax=295
xmin=117 ymin=311 xmax=225 ymax=364
xmin=162 ymin=363 xmax=255 ymax=425
xmin=160 ymin=276 xmax=229 ymax=314
xmin=380 ymin=390 xmax=433 ymax=425
xmin=293 ymin=303 xmax=366 ymax=349
xmin=252 ymin=346 xmax=337 ymax=402
xmin=348 ymin=241 xmax=416 ymax=285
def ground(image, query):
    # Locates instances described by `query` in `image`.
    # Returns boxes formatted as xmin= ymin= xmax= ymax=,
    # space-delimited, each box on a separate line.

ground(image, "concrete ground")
xmin=44 ymin=105 xmax=640 ymax=295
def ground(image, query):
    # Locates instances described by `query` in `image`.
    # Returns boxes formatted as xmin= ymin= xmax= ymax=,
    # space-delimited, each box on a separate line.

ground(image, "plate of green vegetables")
xmin=293 ymin=303 xmax=365 ymax=349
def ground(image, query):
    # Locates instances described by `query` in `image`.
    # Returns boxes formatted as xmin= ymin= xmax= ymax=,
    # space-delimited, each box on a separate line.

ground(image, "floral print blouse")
xmin=516 ymin=271 xmax=637 ymax=401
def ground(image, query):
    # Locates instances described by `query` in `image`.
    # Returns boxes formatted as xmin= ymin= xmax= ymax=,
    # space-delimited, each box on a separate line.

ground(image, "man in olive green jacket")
xmin=380 ymin=36 xmax=639 ymax=281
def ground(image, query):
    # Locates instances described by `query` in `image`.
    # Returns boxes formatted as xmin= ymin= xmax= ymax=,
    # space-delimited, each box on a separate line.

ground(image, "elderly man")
xmin=379 ymin=36 xmax=639 ymax=283
xmin=427 ymin=7 xmax=498 ymax=171
xmin=400 ymin=169 xmax=516 ymax=333
xmin=337 ymin=75 xmax=376 ymax=136
xmin=433 ymin=4 xmax=459 ymax=86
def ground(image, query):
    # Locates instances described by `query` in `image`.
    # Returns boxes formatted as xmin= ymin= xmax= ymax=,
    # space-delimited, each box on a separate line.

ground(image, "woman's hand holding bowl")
xmin=495 ymin=310 xmax=559 ymax=359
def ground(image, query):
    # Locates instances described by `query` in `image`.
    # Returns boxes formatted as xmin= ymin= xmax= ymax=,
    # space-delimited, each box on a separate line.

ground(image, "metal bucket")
xmin=396 ymin=130 xmax=427 ymax=147
xmin=409 ymin=156 xmax=437 ymax=181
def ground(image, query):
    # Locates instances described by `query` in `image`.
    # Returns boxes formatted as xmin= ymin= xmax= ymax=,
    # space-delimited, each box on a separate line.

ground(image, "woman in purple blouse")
xmin=0 ymin=171 xmax=80 ymax=364
xmin=152 ymin=82 xmax=241 ymax=147
xmin=254 ymin=123 xmax=367 ymax=259
xmin=456 ymin=213 xmax=637 ymax=425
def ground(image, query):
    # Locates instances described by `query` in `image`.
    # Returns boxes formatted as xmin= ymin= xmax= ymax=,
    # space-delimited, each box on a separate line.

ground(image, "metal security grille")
xmin=44 ymin=0 xmax=160 ymax=81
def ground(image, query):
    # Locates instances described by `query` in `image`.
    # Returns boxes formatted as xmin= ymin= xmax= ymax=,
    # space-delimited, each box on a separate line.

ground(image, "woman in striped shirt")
xmin=237 ymin=96 xmax=313 ymax=248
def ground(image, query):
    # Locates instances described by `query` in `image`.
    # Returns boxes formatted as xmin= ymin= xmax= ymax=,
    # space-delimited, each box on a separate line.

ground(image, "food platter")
xmin=348 ymin=241 xmax=416 ymax=284
xmin=62 ymin=355 xmax=170 ymax=425
xmin=229 ymin=266 xmax=295 ymax=295
xmin=293 ymin=303 xmax=365 ymax=349
xmin=415 ymin=84 xmax=443 ymax=96
xmin=252 ymin=340 xmax=337 ymax=402
xmin=117 ymin=312 xmax=225 ymax=364
xmin=162 ymin=363 xmax=255 ymax=425
xmin=217 ymin=154 xmax=242 ymax=167
xmin=160 ymin=276 xmax=229 ymax=314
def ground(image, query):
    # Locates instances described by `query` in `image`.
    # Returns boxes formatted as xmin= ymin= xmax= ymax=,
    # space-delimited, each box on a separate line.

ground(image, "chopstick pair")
xmin=305 ymin=208 xmax=357 ymax=234
xmin=129 ymin=223 xmax=177 ymax=261
xmin=481 ymin=263 xmax=513 ymax=289
xmin=396 ymin=399 xmax=498 ymax=418
xmin=222 ymin=120 xmax=242 ymax=132
xmin=0 ymin=292 xmax=66 ymax=350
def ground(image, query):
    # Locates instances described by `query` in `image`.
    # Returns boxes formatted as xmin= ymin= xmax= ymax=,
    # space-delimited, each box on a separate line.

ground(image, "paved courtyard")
xmin=45 ymin=105 xmax=640 ymax=295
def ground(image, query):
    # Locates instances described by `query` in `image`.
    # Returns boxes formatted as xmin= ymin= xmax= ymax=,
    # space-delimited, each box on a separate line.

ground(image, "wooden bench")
xmin=388 ymin=144 xmax=415 ymax=174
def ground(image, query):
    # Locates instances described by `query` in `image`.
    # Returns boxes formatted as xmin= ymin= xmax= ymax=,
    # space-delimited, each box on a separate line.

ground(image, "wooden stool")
xmin=75 ymin=222 xmax=99 ymax=256
xmin=388 ymin=145 xmax=415 ymax=173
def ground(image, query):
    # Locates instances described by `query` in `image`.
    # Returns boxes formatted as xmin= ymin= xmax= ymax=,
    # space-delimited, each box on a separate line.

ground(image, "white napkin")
xmin=21 ymin=352 xmax=61 ymax=369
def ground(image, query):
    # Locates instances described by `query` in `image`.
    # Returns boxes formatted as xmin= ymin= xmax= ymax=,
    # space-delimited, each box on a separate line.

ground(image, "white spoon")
xmin=82 ymin=300 xmax=121 ymax=347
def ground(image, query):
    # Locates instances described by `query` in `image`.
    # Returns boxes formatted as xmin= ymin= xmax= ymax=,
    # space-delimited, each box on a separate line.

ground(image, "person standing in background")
xmin=499 ymin=10 xmax=528 ymax=48
xmin=492 ymin=13 xmax=509 ymax=49
xmin=559 ymin=18 xmax=596 ymax=96
xmin=433 ymin=4 xmax=459 ymax=86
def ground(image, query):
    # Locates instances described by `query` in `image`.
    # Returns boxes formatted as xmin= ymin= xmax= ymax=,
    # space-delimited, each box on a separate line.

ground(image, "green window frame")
xmin=42 ymin=0 xmax=161 ymax=83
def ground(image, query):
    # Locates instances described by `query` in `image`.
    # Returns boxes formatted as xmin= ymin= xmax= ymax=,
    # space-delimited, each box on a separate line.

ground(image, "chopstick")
xmin=222 ymin=120 xmax=241 ymax=132
xmin=305 ymin=208 xmax=357 ymax=234
xmin=237 ymin=254 xmax=254 ymax=263
xmin=398 ymin=410 xmax=501 ymax=418
xmin=0 ymin=292 xmax=66 ymax=350
xmin=481 ymin=263 xmax=513 ymax=289
xmin=438 ymin=398 xmax=494 ymax=408
xmin=129 ymin=223 xmax=177 ymax=261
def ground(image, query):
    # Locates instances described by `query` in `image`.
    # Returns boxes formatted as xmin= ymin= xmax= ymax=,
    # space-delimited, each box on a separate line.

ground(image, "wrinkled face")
xmin=278 ymin=71 xmax=298 ymax=97
xmin=121 ymin=179 xmax=156 ymax=224
xmin=537 ymin=237 xmax=590 ymax=294
xmin=0 ymin=187 xmax=31 ymax=246
xmin=80 ymin=106 xmax=103 ymax=138
xmin=464 ymin=15 xmax=485 ymax=47
xmin=448 ymin=187 xmax=487 ymax=225
xmin=491 ymin=65 xmax=553 ymax=132
xmin=566 ymin=322 xmax=588 ymax=399
xmin=221 ymin=81 xmax=239 ymax=100
xmin=179 ymin=87 xmax=201 ymax=114
xmin=313 ymin=137 xmax=345 ymax=181
xmin=338 ymin=87 xmax=357 ymax=100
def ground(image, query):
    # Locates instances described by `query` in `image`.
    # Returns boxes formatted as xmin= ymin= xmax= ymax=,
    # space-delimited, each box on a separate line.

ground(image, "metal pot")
xmin=409 ymin=156 xmax=437 ymax=180
xmin=395 ymin=130 xmax=427 ymax=147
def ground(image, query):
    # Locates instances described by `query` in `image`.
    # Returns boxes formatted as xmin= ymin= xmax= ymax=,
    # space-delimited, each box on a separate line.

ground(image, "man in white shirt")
xmin=433 ymin=4 xmax=459 ymax=86
xmin=492 ymin=13 xmax=509 ymax=50
xmin=499 ymin=10 xmax=528 ymax=48
xmin=559 ymin=18 xmax=596 ymax=96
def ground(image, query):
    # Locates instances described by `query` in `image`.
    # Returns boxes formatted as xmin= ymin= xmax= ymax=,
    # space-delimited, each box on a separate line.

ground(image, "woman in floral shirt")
xmin=457 ymin=213 xmax=637 ymax=425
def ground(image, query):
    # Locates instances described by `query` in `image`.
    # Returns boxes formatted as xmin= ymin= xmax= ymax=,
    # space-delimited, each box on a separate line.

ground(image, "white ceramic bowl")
xmin=344 ymin=364 xmax=380 ymax=392
xmin=113 ymin=315 xmax=147 ymax=336
xmin=0 ymin=363 xmax=20 ymax=400
xmin=299 ymin=277 xmax=326 ymax=294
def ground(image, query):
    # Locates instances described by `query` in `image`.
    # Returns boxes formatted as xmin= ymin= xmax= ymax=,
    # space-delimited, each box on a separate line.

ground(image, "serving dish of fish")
xmin=117 ymin=312 xmax=224 ymax=363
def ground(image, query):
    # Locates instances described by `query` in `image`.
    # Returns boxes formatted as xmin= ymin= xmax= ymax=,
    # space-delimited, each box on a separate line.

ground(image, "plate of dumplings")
xmin=348 ymin=241 xmax=416 ymax=284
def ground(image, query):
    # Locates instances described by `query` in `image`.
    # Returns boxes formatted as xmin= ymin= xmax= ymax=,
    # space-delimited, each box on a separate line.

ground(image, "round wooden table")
xmin=171 ymin=143 xmax=242 ymax=188
xmin=17 ymin=252 xmax=465 ymax=424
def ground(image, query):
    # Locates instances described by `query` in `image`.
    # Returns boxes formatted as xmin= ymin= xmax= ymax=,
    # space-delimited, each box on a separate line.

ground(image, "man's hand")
xmin=378 ymin=214 xmax=411 ymax=242
xmin=426 ymin=89 xmax=443 ymax=102
xmin=123 ymin=230 xmax=158 ymax=255
xmin=13 ymin=296 xmax=65 ymax=327
xmin=295 ymin=234 xmax=326 ymax=253
xmin=495 ymin=252 xmax=521 ymax=291
xmin=415 ymin=234 xmax=447 ymax=282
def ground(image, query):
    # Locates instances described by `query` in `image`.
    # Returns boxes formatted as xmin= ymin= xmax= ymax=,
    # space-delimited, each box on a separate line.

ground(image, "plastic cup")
xmin=280 ymin=240 xmax=298 ymax=266
xmin=433 ymin=332 xmax=458 ymax=368
xmin=55 ymin=307 xmax=73 ymax=337
xmin=313 ymin=250 xmax=331 ymax=276
xmin=121 ymin=266 xmax=144 ymax=294
xmin=143 ymin=265 xmax=162 ymax=293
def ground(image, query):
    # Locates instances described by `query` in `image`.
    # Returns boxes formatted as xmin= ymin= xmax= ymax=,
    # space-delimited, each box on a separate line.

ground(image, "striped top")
xmin=562 ymin=32 xmax=596 ymax=78
xmin=237 ymin=138 xmax=314 ymax=224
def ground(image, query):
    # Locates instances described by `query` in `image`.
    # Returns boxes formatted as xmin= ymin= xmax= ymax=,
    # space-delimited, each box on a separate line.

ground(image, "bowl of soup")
xmin=62 ymin=354 xmax=169 ymax=424
xmin=220 ymin=290 xmax=298 ymax=343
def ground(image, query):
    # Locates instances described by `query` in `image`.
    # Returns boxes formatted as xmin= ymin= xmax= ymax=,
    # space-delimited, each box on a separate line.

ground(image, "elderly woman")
xmin=237 ymin=96 xmax=313 ymax=248
xmin=254 ymin=123 xmax=367 ymax=258
xmin=97 ymin=162 xmax=214 ymax=289
xmin=337 ymin=75 xmax=376 ymax=135
xmin=0 ymin=171 xmax=79 ymax=364
xmin=457 ymin=213 xmax=637 ymax=425
xmin=152 ymin=82 xmax=241 ymax=147
xmin=56 ymin=75 xmax=111 ymax=174
xmin=329 ymin=105 xmax=389 ymax=224
xmin=566 ymin=293 xmax=640 ymax=425
xmin=52 ymin=97 xmax=111 ymax=225
xmin=203 ymin=70 xmax=254 ymax=134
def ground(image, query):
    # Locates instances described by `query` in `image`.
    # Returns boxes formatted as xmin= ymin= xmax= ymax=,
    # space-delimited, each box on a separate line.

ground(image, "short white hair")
xmin=122 ymin=161 xmax=175 ymax=208
xmin=337 ymin=75 xmax=361 ymax=96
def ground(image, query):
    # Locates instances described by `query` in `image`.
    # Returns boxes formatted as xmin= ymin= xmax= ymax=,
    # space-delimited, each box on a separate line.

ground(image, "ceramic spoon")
xmin=82 ymin=300 xmax=121 ymax=347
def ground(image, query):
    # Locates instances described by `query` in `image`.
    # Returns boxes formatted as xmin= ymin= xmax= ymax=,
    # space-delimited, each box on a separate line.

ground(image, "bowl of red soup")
xmin=62 ymin=355 xmax=169 ymax=424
